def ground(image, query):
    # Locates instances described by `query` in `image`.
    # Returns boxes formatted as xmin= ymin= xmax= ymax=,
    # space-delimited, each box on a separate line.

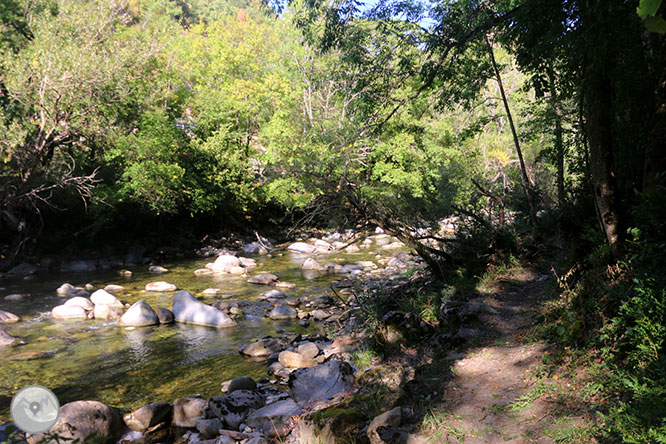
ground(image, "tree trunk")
xmin=584 ymin=74 xmax=624 ymax=259
xmin=486 ymin=35 xmax=539 ymax=230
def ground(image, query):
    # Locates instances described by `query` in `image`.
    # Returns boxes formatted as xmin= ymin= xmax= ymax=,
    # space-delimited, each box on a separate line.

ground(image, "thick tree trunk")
xmin=486 ymin=35 xmax=539 ymax=230
xmin=585 ymin=75 xmax=624 ymax=258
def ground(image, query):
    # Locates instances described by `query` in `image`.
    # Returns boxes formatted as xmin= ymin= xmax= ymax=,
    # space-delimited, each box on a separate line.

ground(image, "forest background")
xmin=1 ymin=0 xmax=665 ymax=441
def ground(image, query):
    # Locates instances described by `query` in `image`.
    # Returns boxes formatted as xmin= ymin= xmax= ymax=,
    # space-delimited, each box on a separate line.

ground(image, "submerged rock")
xmin=4 ymin=293 xmax=23 ymax=301
xmin=145 ymin=281 xmax=177 ymax=292
xmin=103 ymin=284 xmax=124 ymax=293
xmin=0 ymin=310 xmax=21 ymax=323
xmin=27 ymin=400 xmax=123 ymax=444
xmin=93 ymin=304 xmax=123 ymax=320
xmin=172 ymin=291 xmax=237 ymax=328
xmin=149 ymin=265 xmax=169 ymax=273
xmin=248 ymin=273 xmax=278 ymax=285
xmin=119 ymin=301 xmax=158 ymax=327
xmin=0 ymin=329 xmax=16 ymax=346
xmin=268 ymin=305 xmax=297 ymax=320
xmin=52 ymin=305 xmax=88 ymax=320
xmin=240 ymin=338 xmax=282 ymax=357
xmin=61 ymin=260 xmax=96 ymax=272
xmin=302 ymin=258 xmax=323 ymax=270
xmin=8 ymin=263 xmax=37 ymax=276
xmin=287 ymin=242 xmax=317 ymax=254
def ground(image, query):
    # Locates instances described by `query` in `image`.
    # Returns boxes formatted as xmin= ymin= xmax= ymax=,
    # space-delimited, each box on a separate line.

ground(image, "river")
xmin=0 ymin=235 xmax=406 ymax=422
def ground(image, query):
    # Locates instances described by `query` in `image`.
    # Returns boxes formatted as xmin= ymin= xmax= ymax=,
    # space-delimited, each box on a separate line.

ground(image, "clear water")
xmin=0 ymin=242 xmax=393 ymax=421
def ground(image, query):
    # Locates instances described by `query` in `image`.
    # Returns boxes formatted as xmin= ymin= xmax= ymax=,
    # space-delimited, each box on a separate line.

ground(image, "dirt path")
xmin=414 ymin=267 xmax=598 ymax=444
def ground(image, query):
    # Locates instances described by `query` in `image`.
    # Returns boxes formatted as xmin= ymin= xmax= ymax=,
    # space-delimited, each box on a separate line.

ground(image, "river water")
xmin=0 ymin=237 xmax=403 ymax=422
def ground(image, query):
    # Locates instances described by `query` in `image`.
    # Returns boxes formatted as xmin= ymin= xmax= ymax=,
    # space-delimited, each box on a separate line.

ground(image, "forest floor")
xmin=410 ymin=265 xmax=603 ymax=444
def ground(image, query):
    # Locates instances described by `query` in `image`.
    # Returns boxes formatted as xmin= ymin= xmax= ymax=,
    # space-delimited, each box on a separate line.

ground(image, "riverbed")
xmin=0 ymin=236 xmax=409 ymax=422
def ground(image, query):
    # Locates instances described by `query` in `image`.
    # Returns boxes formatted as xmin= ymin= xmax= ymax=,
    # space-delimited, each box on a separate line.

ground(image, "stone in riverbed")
xmin=278 ymin=350 xmax=317 ymax=369
xmin=149 ymin=265 xmax=169 ymax=273
xmin=202 ymin=288 xmax=222 ymax=296
xmin=289 ymin=360 xmax=355 ymax=407
xmin=196 ymin=418 xmax=223 ymax=439
xmin=248 ymin=273 xmax=278 ymax=285
xmin=57 ymin=283 xmax=77 ymax=297
xmin=260 ymin=289 xmax=286 ymax=299
xmin=64 ymin=297 xmax=94 ymax=311
xmin=27 ymin=400 xmax=123 ymax=444
xmin=207 ymin=254 xmax=241 ymax=273
xmin=4 ymin=294 xmax=23 ymax=301
xmin=93 ymin=304 xmax=123 ymax=320
xmin=172 ymin=291 xmax=236 ymax=328
xmin=302 ymin=258 xmax=323 ymax=270
xmin=0 ymin=329 xmax=16 ymax=346
xmin=297 ymin=342 xmax=319 ymax=360
xmin=246 ymin=399 xmax=302 ymax=438
xmin=61 ymin=260 xmax=96 ymax=272
xmin=103 ymin=284 xmax=124 ymax=293
xmin=8 ymin=263 xmax=37 ymax=276
xmin=157 ymin=307 xmax=174 ymax=324
xmin=209 ymin=391 xmax=265 ymax=430
xmin=310 ymin=309 xmax=331 ymax=321
xmin=287 ymin=242 xmax=317 ymax=254
xmin=119 ymin=301 xmax=158 ymax=327
xmin=240 ymin=338 xmax=282 ymax=357
xmin=90 ymin=289 xmax=124 ymax=308
xmin=194 ymin=268 xmax=214 ymax=276
xmin=52 ymin=305 xmax=88 ymax=320
xmin=123 ymin=401 xmax=172 ymax=432
xmin=268 ymin=305 xmax=297 ymax=320
xmin=226 ymin=376 xmax=257 ymax=393
xmin=173 ymin=397 xmax=207 ymax=428
xmin=146 ymin=281 xmax=177 ymax=292
xmin=0 ymin=310 xmax=21 ymax=323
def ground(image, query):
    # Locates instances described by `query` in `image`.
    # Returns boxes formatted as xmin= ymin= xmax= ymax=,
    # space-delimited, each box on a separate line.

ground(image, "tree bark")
xmin=485 ymin=35 xmax=539 ymax=230
xmin=584 ymin=73 xmax=624 ymax=258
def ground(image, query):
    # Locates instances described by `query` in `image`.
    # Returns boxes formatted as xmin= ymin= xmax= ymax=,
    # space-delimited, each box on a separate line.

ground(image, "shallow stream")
xmin=0 ymin=238 xmax=399 ymax=422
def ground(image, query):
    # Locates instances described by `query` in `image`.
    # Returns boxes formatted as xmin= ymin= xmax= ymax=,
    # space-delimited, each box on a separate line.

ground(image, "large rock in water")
xmin=61 ymin=260 xmax=96 ymax=272
xmin=268 ymin=305 xmax=297 ymax=320
xmin=64 ymin=297 xmax=94 ymax=311
xmin=145 ymin=281 xmax=177 ymax=292
xmin=302 ymin=258 xmax=323 ymax=270
xmin=0 ymin=310 xmax=21 ymax=323
xmin=123 ymin=401 xmax=172 ymax=433
xmin=90 ymin=289 xmax=124 ymax=308
xmin=157 ymin=307 xmax=174 ymax=324
xmin=57 ymin=283 xmax=78 ymax=297
xmin=119 ymin=301 xmax=158 ymax=326
xmin=287 ymin=242 xmax=317 ymax=254
xmin=247 ymin=273 xmax=278 ymax=285
xmin=207 ymin=254 xmax=241 ymax=273
xmin=240 ymin=338 xmax=282 ymax=357
xmin=27 ymin=401 xmax=122 ymax=444
xmin=289 ymin=360 xmax=355 ymax=407
xmin=246 ymin=399 xmax=302 ymax=438
xmin=172 ymin=291 xmax=237 ymax=328
xmin=93 ymin=304 xmax=123 ymax=320
xmin=52 ymin=305 xmax=88 ymax=320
